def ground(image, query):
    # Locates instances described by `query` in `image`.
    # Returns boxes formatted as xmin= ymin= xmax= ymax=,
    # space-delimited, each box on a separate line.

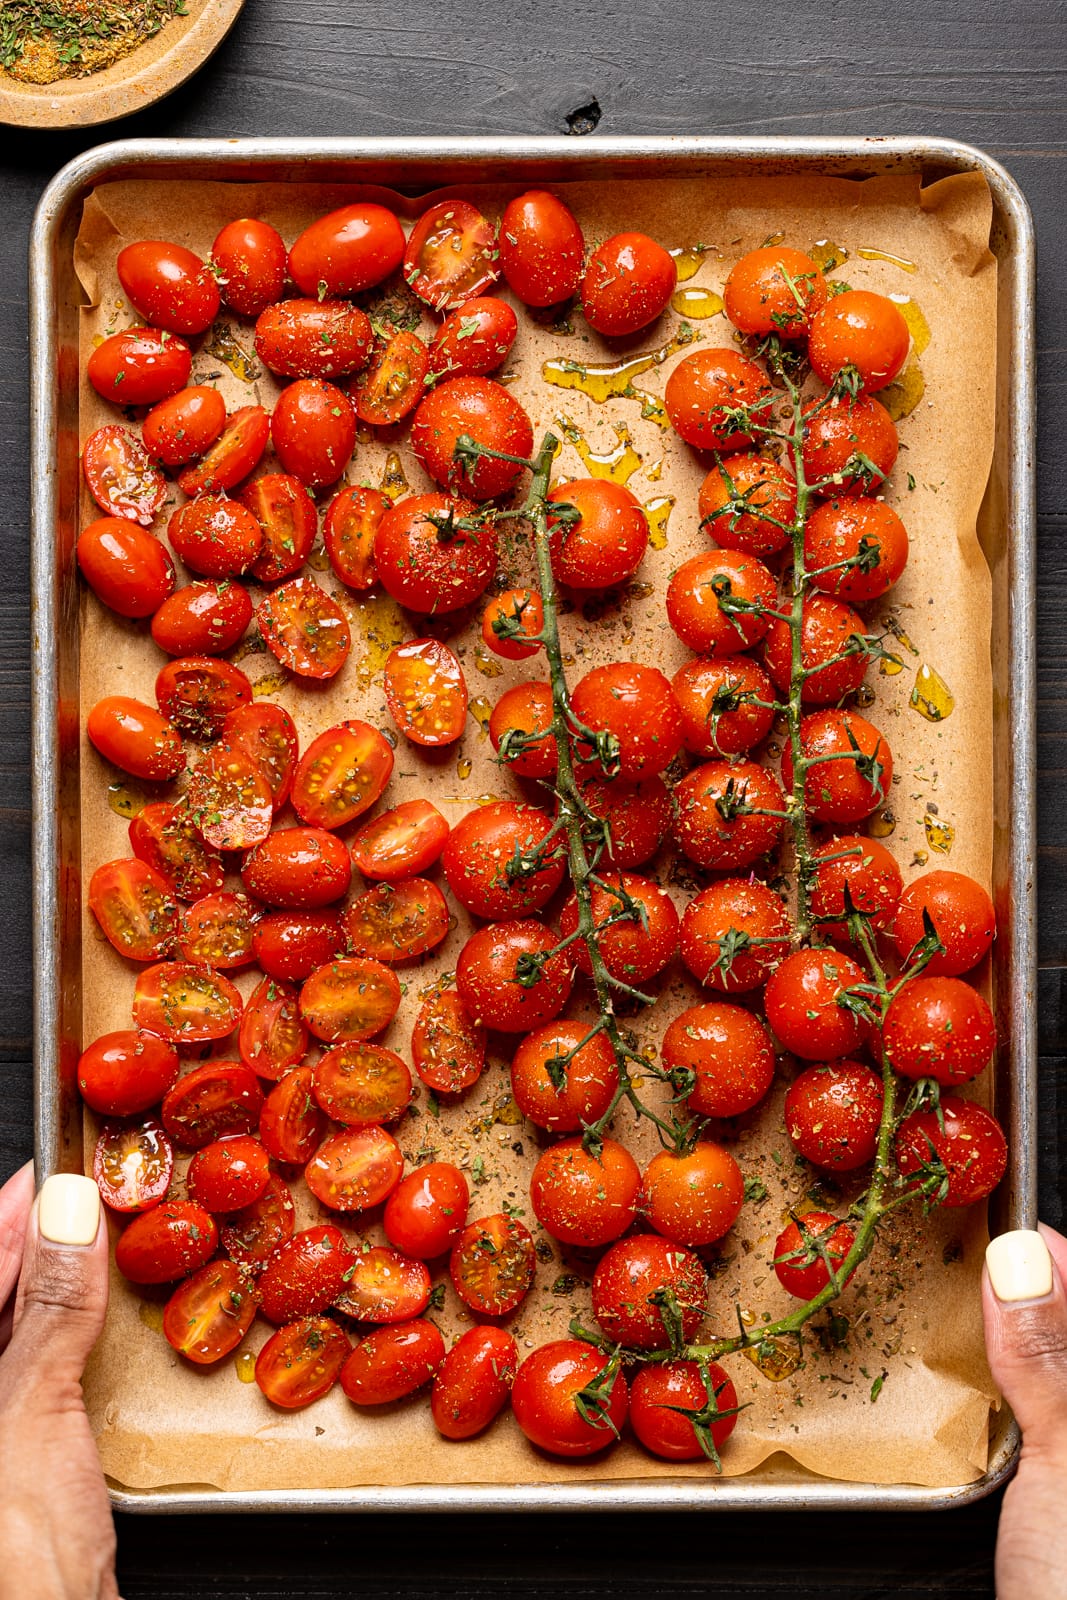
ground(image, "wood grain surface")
xmin=2 ymin=1 xmax=1066 ymax=1593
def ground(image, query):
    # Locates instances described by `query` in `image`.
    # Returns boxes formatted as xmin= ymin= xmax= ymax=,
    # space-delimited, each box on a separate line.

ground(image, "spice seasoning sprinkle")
xmin=0 ymin=0 xmax=188 ymax=85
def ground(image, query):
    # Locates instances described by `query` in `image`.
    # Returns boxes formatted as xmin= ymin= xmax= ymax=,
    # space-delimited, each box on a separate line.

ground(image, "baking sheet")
xmin=72 ymin=167 xmax=999 ymax=1492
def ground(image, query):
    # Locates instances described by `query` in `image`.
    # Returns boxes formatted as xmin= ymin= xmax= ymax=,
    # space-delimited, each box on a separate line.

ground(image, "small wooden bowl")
xmin=0 ymin=0 xmax=245 ymax=129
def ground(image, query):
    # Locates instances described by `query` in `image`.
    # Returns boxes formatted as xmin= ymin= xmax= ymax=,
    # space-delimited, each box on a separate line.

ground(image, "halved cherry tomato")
xmin=288 ymin=203 xmax=406 ymax=298
xmin=176 ymin=406 xmax=270 ymax=498
xmin=142 ymin=385 xmax=227 ymax=468
xmin=456 ymin=919 xmax=573 ymax=1033
xmin=238 ymin=975 xmax=308 ymax=1081
xmin=342 ymin=878 xmax=450 ymax=964
xmin=88 ymin=327 xmax=191 ymax=407
xmin=255 ymin=1316 xmax=351 ymax=1409
xmin=117 ymin=241 xmax=220 ymax=336
xmin=270 ymin=379 xmax=355 ymax=487
xmin=242 ymin=827 xmax=352 ymax=909
xmin=290 ymin=719 xmax=394 ymax=829
xmin=450 ymin=1212 xmax=535 ymax=1315
xmin=431 ymin=1325 xmax=518 ymax=1440
xmin=373 ymin=492 xmax=494 ymax=613
xmin=383 ymin=1162 xmax=470 ymax=1260
xmin=93 ymin=1116 xmax=173 ymax=1213
xmin=299 ymin=956 xmax=401 ymax=1042
xmin=186 ymin=1133 xmax=271 ymax=1212
xmin=664 ymin=349 xmax=774 ymax=451
xmin=160 ymin=1061 xmax=263 ymax=1149
xmin=257 ymin=577 xmax=351 ymax=680
xmin=488 ymin=681 xmax=557 ymax=779
xmin=350 ymin=329 xmax=429 ymax=425
xmin=178 ymin=891 xmax=256 ymax=968
xmin=530 ymin=1137 xmax=640 ymax=1247
xmin=212 ymin=218 xmax=288 ymax=317
xmin=411 ymin=376 xmax=533 ymax=502
xmin=222 ymin=701 xmax=299 ymax=811
xmin=163 ymin=1258 xmax=257 ymax=1365
xmin=640 ymin=1142 xmax=745 ymax=1247
xmin=333 ymin=1246 xmax=430 ymax=1323
xmin=252 ymin=910 xmax=343 ymax=983
xmin=304 ymin=1125 xmax=404 ymax=1212
xmin=341 ymin=1319 xmax=446 ymax=1405
xmin=78 ymin=1029 xmax=180 ymax=1117
xmin=322 ymin=484 xmax=387 ymax=590
xmin=582 ymin=231 xmax=676 ymax=336
xmin=498 ymin=189 xmax=585 ymax=307
xmin=186 ymin=745 xmax=273 ymax=851
xmin=155 ymin=656 xmax=252 ymax=741
xmin=547 ymin=479 xmax=648 ymax=590
xmin=510 ymin=1021 xmax=619 ymax=1133
xmin=442 ymin=800 xmax=565 ymax=920
xmin=87 ymin=696 xmax=185 ymax=781
xmin=411 ymin=985 xmax=487 ymax=1095
xmin=133 ymin=962 xmax=243 ymax=1043
xmin=255 ymin=298 xmax=373 ymax=380
xmin=129 ymin=800 xmax=225 ymax=902
xmin=115 ymin=1200 xmax=218 ymax=1285
xmin=88 ymin=857 xmax=178 ymax=962
xmin=221 ymin=1173 xmax=295 ymax=1267
xmin=239 ymin=472 xmax=318 ymax=583
xmin=384 ymin=638 xmax=468 ymax=746
xmin=168 ymin=495 xmax=263 ymax=578
xmin=349 ymin=799 xmax=449 ymax=883
xmin=311 ymin=1041 xmax=412 ymax=1126
xmin=83 ymin=426 xmax=167 ymax=525
xmin=404 ymin=199 xmax=499 ymax=311
xmin=481 ymin=588 xmax=543 ymax=661
xmin=77 ymin=518 xmax=175 ymax=617
xmin=257 ymin=1224 xmax=357 ymax=1324
xmin=428 ymin=297 xmax=517 ymax=378
xmin=151 ymin=580 xmax=253 ymax=656
xmin=259 ymin=1065 xmax=328 ymax=1164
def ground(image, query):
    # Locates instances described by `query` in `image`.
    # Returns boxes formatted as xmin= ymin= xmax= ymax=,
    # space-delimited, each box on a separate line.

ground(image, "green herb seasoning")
xmin=0 ymin=0 xmax=188 ymax=85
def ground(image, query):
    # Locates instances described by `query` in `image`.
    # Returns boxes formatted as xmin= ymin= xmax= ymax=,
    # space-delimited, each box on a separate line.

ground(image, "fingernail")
xmin=37 ymin=1174 xmax=100 ymax=1247
xmin=986 ymin=1229 xmax=1054 ymax=1303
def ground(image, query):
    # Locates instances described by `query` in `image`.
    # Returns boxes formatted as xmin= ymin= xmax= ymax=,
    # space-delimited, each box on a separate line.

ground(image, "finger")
xmin=983 ymin=1224 xmax=1067 ymax=1456
xmin=0 ymin=1161 xmax=36 ymax=1310
xmin=8 ymin=1173 xmax=109 ymax=1383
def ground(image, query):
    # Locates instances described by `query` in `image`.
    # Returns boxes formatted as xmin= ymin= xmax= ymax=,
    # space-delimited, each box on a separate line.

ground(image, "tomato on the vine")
xmin=679 ymin=877 xmax=791 ymax=993
xmin=809 ymin=290 xmax=910 ymax=392
xmin=488 ymin=681 xmax=557 ymax=778
xmin=511 ymin=1342 xmax=628 ymax=1457
xmin=804 ymin=498 xmax=909 ymax=603
xmin=661 ymin=1000 xmax=776 ymax=1118
xmin=546 ymin=478 xmax=649 ymax=590
xmin=442 ymin=800 xmax=565 ymax=920
xmin=581 ymin=232 xmax=675 ymax=336
xmin=884 ymin=976 xmax=996 ymax=1086
xmin=640 ymin=1142 xmax=745 ymax=1247
xmin=559 ymin=871 xmax=679 ymax=984
xmin=665 ymin=350 xmax=773 ymax=452
xmin=896 ymin=1097 xmax=1007 ymax=1207
xmin=784 ymin=1060 xmax=883 ymax=1171
xmin=373 ymin=492 xmax=494 ymax=613
xmin=773 ymin=1212 xmax=857 ymax=1298
xmin=673 ymin=759 xmax=786 ymax=872
xmin=763 ymin=948 xmax=869 ymax=1060
xmin=510 ymin=1020 xmax=619 ymax=1133
xmin=890 ymin=870 xmax=996 ymax=976
xmin=411 ymin=376 xmax=533 ymax=502
xmin=666 ymin=548 xmax=777 ymax=658
xmin=723 ymin=246 xmax=827 ymax=338
xmin=498 ymin=190 xmax=584 ymax=307
xmin=591 ymin=1234 xmax=707 ymax=1350
xmin=450 ymin=1212 xmax=536 ymax=1315
xmin=455 ymin=918 xmax=573 ymax=1032
xmin=762 ymin=594 xmax=870 ymax=705
xmin=699 ymin=452 xmax=796 ymax=558
xmin=810 ymin=834 xmax=903 ymax=943
xmin=630 ymin=1361 xmax=739 ymax=1463
xmin=570 ymin=662 xmax=684 ymax=779
xmin=575 ymin=770 xmax=672 ymax=869
xmin=383 ymin=638 xmax=468 ymax=746
xmin=672 ymin=656 xmax=776 ymax=759
xmin=801 ymin=393 xmax=898 ymax=496
xmin=482 ymin=588 xmax=543 ymax=660
xmin=782 ymin=709 xmax=893 ymax=825
xmin=530 ymin=1137 xmax=640 ymax=1247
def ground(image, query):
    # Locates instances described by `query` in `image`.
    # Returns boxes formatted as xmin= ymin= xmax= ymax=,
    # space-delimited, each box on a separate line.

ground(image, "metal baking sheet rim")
xmin=28 ymin=134 xmax=1036 ymax=1516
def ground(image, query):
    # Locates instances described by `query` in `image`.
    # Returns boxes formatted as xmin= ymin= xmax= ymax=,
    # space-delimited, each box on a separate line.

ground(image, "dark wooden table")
xmin=2 ymin=3 xmax=1065 ymax=1594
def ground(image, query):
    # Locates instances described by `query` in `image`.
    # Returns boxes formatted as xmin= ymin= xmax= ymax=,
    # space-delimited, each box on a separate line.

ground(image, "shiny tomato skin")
xmin=115 ymin=1199 xmax=218 ymax=1284
xmin=411 ymin=986 xmax=487 ymax=1094
xmin=133 ymin=963 xmax=243 ymax=1045
xmin=291 ymin=719 xmax=394 ymax=830
xmin=510 ymin=1021 xmax=619 ymax=1133
xmin=304 ymin=1125 xmax=404 ymax=1213
xmin=559 ymin=871 xmax=679 ymax=985
xmin=341 ymin=1319 xmax=446 ymax=1405
xmin=431 ymin=1326 xmax=518 ymax=1440
xmin=93 ymin=1116 xmax=173 ymax=1213
xmin=672 ymin=656 xmax=776 ymax=759
xmin=764 ymin=948 xmax=868 ymax=1061
xmin=592 ymin=1235 xmax=708 ymax=1350
xmin=178 ymin=890 xmax=256 ymax=969
xmin=665 ymin=349 xmax=774 ymax=452
xmin=242 ymin=827 xmax=352 ymax=909
xmin=311 ymin=1041 xmax=412 ymax=1126
xmin=168 ymin=496 xmax=263 ymax=579
xmin=212 ymin=218 xmax=287 ymax=317
xmin=239 ymin=472 xmax=318 ymax=583
xmin=151 ymin=580 xmax=252 ymax=656
xmin=428 ymin=297 xmax=518 ymax=379
xmin=773 ymin=1212 xmax=857 ymax=1299
xmin=176 ymin=406 xmax=270 ymax=499
xmin=323 ymin=484 xmax=387 ymax=590
xmin=117 ymin=240 xmax=219 ymax=336
xmin=575 ymin=771 xmax=672 ymax=870
xmin=163 ymin=1258 xmax=257 ymax=1365
xmin=411 ymin=377 xmax=534 ymax=502
xmin=810 ymin=834 xmax=903 ymax=947
xmin=488 ymin=681 xmax=557 ymax=780
xmin=87 ymin=327 xmax=191 ymax=407
xmin=531 ymin=1137 xmax=640 ymax=1248
xmin=383 ymin=1162 xmax=470 ymax=1260
xmin=185 ymin=744 xmax=273 ymax=851
xmin=404 ymin=199 xmax=499 ymax=312
xmin=442 ymin=800 xmax=565 ymax=920
xmin=155 ymin=655 xmax=251 ymax=741
xmin=785 ymin=1060 xmax=883 ymax=1171
xmin=673 ymin=759 xmax=786 ymax=873
xmin=257 ymin=1224 xmax=357 ymax=1324
xmin=384 ymin=638 xmax=468 ymax=746
xmin=571 ymin=662 xmax=684 ymax=780
xmin=78 ymin=1028 xmax=180 ymax=1118
xmin=88 ymin=857 xmax=178 ymax=962
xmin=186 ymin=1133 xmax=271 ymax=1212
xmin=801 ymin=393 xmax=898 ymax=497
xmin=723 ymin=245 xmax=827 ymax=339
xmin=891 ymin=870 xmax=996 ymax=977
xmin=809 ymin=290 xmax=911 ymax=392
xmin=350 ymin=799 xmax=449 ymax=883
xmin=257 ymin=577 xmax=351 ymax=680
xmin=499 ymin=190 xmax=584 ymax=307
xmin=78 ymin=518 xmax=175 ymax=618
xmin=142 ymin=385 xmax=227 ymax=468
xmin=896 ymin=1096 xmax=1007 ymax=1207
xmin=782 ymin=709 xmax=893 ymax=825
xmin=83 ymin=426 xmax=167 ymax=526
xmin=582 ymin=232 xmax=676 ymax=336
xmin=630 ymin=1361 xmax=739 ymax=1462
xmin=763 ymin=594 xmax=870 ymax=705
xmin=255 ymin=298 xmax=373 ymax=380
xmin=238 ymin=975 xmax=308 ymax=1081
xmin=679 ymin=877 xmax=791 ymax=994
xmin=255 ymin=1316 xmax=351 ymax=1409
xmin=482 ymin=588 xmax=543 ymax=661
xmin=160 ymin=1060 xmax=263 ymax=1149
xmin=87 ymin=696 xmax=185 ymax=781
xmin=270 ymin=378 xmax=356 ymax=488
xmin=333 ymin=1246 xmax=431 ymax=1323
xmin=373 ymin=491 xmax=493 ymax=612
xmin=222 ymin=702 xmax=299 ymax=812
xmin=342 ymin=878 xmax=450 ymax=965
xmin=289 ymin=203 xmax=405 ymax=298
xmin=450 ymin=1212 xmax=536 ymax=1316
xmin=547 ymin=478 xmax=648 ymax=590
xmin=129 ymin=800 xmax=225 ymax=903
xmin=259 ymin=1063 xmax=329 ymax=1164
xmin=511 ymin=1341 xmax=628 ymax=1457
xmin=221 ymin=1172 xmax=295 ymax=1267
xmin=699 ymin=452 xmax=796 ymax=559
xmin=640 ymin=1143 xmax=745 ymax=1247
xmin=456 ymin=919 xmax=573 ymax=1033
xmin=884 ymin=976 xmax=996 ymax=1086
xmin=253 ymin=910 xmax=342 ymax=983
xmin=662 ymin=1000 xmax=776 ymax=1119
xmin=805 ymin=497 xmax=909 ymax=603
xmin=299 ymin=956 xmax=401 ymax=1043
xmin=350 ymin=329 xmax=430 ymax=425
xmin=666 ymin=548 xmax=777 ymax=657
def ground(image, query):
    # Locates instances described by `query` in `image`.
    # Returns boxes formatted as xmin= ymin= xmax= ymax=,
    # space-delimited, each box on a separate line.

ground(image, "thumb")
xmin=9 ymin=1173 xmax=109 ymax=1381
xmin=983 ymin=1223 xmax=1067 ymax=1458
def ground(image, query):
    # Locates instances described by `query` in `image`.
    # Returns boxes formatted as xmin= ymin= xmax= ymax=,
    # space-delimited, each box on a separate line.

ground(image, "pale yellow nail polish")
xmin=37 ymin=1173 xmax=100 ymax=1247
xmin=986 ymin=1229 xmax=1054 ymax=1303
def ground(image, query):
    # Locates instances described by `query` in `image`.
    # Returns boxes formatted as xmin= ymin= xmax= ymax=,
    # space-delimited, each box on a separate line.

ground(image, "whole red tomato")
xmin=581 ymin=232 xmax=676 ymax=336
xmin=499 ymin=190 xmax=584 ymax=306
xmin=411 ymin=377 xmax=533 ymax=501
xmin=117 ymin=240 xmax=219 ymax=335
xmin=511 ymin=1342 xmax=628 ymax=1457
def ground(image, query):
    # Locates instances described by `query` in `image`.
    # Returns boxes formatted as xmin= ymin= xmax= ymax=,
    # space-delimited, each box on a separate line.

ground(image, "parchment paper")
xmin=73 ymin=168 xmax=999 ymax=1492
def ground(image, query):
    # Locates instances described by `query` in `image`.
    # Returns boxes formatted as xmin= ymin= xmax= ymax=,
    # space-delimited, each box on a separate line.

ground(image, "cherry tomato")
xmin=151 ymin=579 xmax=252 ymax=656
xmin=115 ymin=1200 xmax=217 ymax=1284
xmin=255 ymin=1316 xmax=351 ymax=1409
xmin=442 ymin=800 xmax=565 ymax=920
xmin=560 ymin=871 xmax=679 ymax=985
xmin=176 ymin=406 xmax=270 ymax=499
xmin=323 ymin=484 xmax=387 ymax=590
xmin=93 ymin=1116 xmax=173 ymax=1213
xmin=259 ymin=1063 xmax=328 ymax=1164
xmin=253 ymin=910 xmax=343 ymax=983
xmin=168 ymin=495 xmax=263 ymax=579
xmin=270 ymin=378 xmax=356 ymax=487
xmin=782 ymin=709 xmax=893 ymax=824
xmin=334 ymin=1246 xmax=431 ymax=1323
xmin=83 ymin=426 xmax=166 ymax=527
xmin=666 ymin=548 xmax=777 ymax=657
xmin=640 ymin=1143 xmax=745 ymax=1247
xmin=662 ymin=1001 xmax=775 ymax=1118
xmin=698 ymin=452 xmax=796 ymax=559
xmin=679 ymin=877 xmax=791 ymax=994
xmin=258 ymin=577 xmax=351 ymax=680
xmin=185 ymin=745 xmax=273 ymax=851
xmin=242 ymin=827 xmax=352 ymax=909
xmin=410 ymin=985 xmax=487 ymax=1094
xmin=212 ymin=217 xmax=287 ymax=317
xmin=510 ymin=1021 xmax=618 ymax=1133
xmin=890 ymin=870 xmax=996 ymax=977
xmin=531 ymin=1138 xmax=640 ymax=1247
xmin=456 ymin=918 xmax=573 ymax=1033
xmin=672 ymin=657 xmax=776 ymax=759
xmin=257 ymin=1224 xmax=357 ymax=1323
xmin=87 ymin=327 xmax=191 ymax=407
xmin=673 ymin=759 xmax=785 ymax=872
xmin=238 ymin=975 xmax=308 ymax=1081
xmin=88 ymin=857 xmax=177 ymax=963
xmin=383 ymin=1162 xmax=470 ymax=1260
xmin=373 ymin=492 xmax=493 ymax=612
xmin=546 ymin=478 xmax=648 ymax=590
xmin=499 ymin=190 xmax=584 ymax=307
xmin=801 ymin=393 xmax=898 ymax=497
xmin=155 ymin=656 xmax=251 ymax=741
xmin=763 ymin=594 xmax=869 ymax=705
xmin=810 ymin=834 xmax=903 ymax=943
xmin=404 ymin=199 xmax=499 ymax=311
xmin=163 ymin=1258 xmax=257 ymax=1365
xmin=431 ymin=1326 xmax=518 ymax=1440
xmin=665 ymin=350 xmax=773 ymax=452
xmin=582 ymin=231 xmax=676 ymax=336
xmin=222 ymin=702 xmax=299 ymax=812
xmin=512 ymin=1341 xmax=628 ymax=1457
xmin=78 ymin=518 xmax=175 ymax=619
xmin=239 ymin=472 xmax=318 ymax=583
xmin=342 ymin=878 xmax=450 ymax=964
xmin=884 ymin=976 xmax=996 ymax=1086
xmin=87 ymin=696 xmax=185 ymax=781
xmin=384 ymin=638 xmax=469 ymax=746
xmin=311 ymin=1041 xmax=412 ymax=1126
xmin=412 ymin=377 xmax=534 ymax=502
xmin=350 ymin=329 xmax=429 ymax=425
xmin=186 ymin=1134 xmax=270 ymax=1212
xmin=341 ymin=1319 xmax=446 ymax=1405
xmin=809 ymin=290 xmax=910 ymax=392
xmin=482 ymin=588 xmax=543 ymax=661
xmin=785 ymin=1060 xmax=884 ymax=1171
xmin=350 ymin=799 xmax=449 ymax=883
xmin=288 ymin=203 xmax=406 ymax=298
xmin=304 ymin=1125 xmax=404 ymax=1212
xmin=896 ymin=1096 xmax=1007 ymax=1207
xmin=78 ymin=1029 xmax=179 ymax=1118
xmin=723 ymin=246 xmax=827 ymax=338
xmin=299 ymin=956 xmax=401 ymax=1042
xmin=763 ymin=948 xmax=868 ymax=1061
xmin=804 ymin=498 xmax=909 ymax=603
xmin=571 ymin=663 xmax=683 ymax=780
xmin=574 ymin=771 xmax=672 ymax=870
xmin=133 ymin=963 xmax=243 ymax=1044
xmin=255 ymin=298 xmax=373 ymax=380
xmin=177 ymin=891 xmax=255 ymax=969
xmin=129 ymin=800 xmax=225 ymax=902
xmin=450 ymin=1212 xmax=536 ymax=1315
xmin=773 ymin=1212 xmax=857 ymax=1299
xmin=488 ymin=681 xmax=556 ymax=779
xmin=221 ymin=1173 xmax=295 ymax=1267
xmin=142 ymin=386 xmax=227 ymax=468
xmin=428 ymin=297 xmax=517 ymax=379
xmin=630 ymin=1360 xmax=739 ymax=1462
xmin=160 ymin=1061 xmax=263 ymax=1149
xmin=291 ymin=719 xmax=394 ymax=830
xmin=592 ymin=1235 xmax=708 ymax=1350
xmin=117 ymin=240 xmax=219 ymax=336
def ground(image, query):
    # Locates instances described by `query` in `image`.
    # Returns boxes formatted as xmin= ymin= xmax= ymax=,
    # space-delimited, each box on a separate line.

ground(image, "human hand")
xmin=985 ymin=1224 xmax=1067 ymax=1598
xmin=0 ymin=1162 xmax=117 ymax=1600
